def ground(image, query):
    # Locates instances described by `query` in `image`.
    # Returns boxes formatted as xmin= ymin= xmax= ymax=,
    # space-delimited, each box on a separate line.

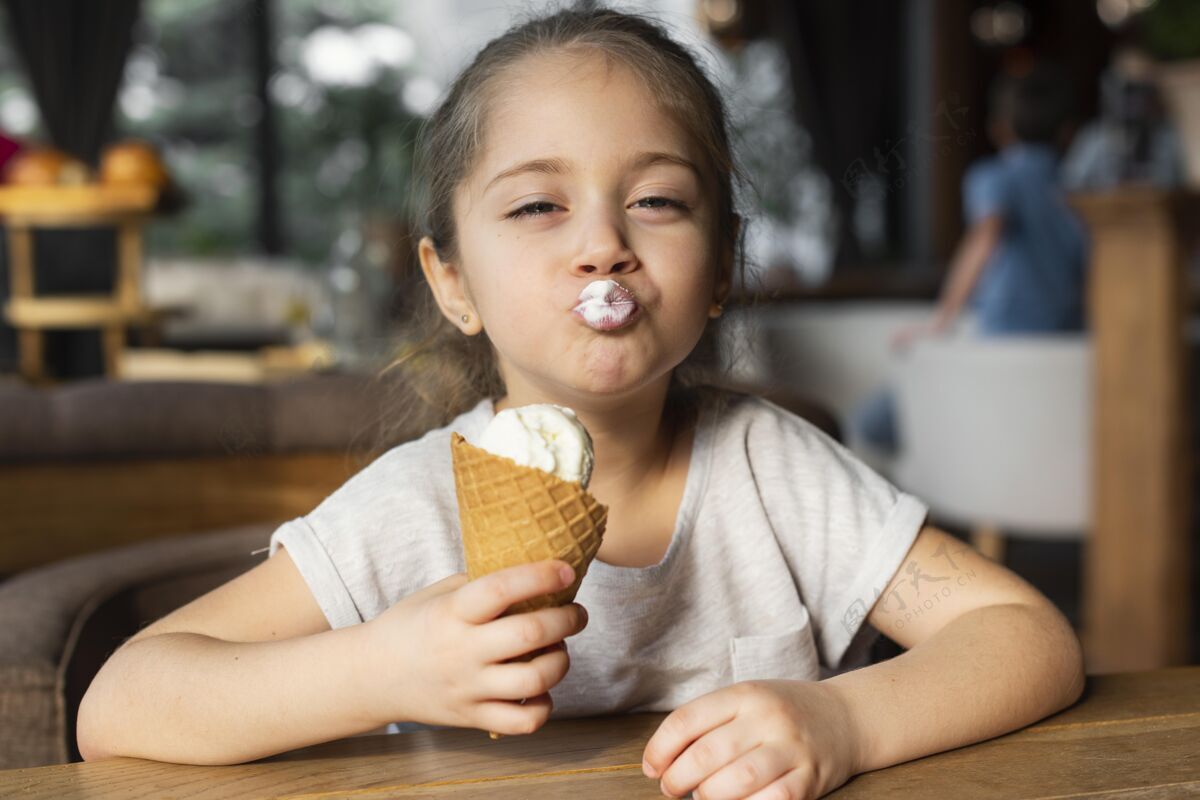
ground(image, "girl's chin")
xmin=499 ymin=330 xmax=691 ymax=399
xmin=571 ymin=357 xmax=682 ymax=399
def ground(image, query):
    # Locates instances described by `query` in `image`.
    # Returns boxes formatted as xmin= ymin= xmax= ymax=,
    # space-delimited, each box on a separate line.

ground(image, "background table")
xmin=3 ymin=666 xmax=1196 ymax=799
xmin=0 ymin=184 xmax=164 ymax=384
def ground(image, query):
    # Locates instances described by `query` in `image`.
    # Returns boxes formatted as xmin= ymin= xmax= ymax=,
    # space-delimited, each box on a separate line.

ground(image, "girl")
xmin=77 ymin=6 xmax=1085 ymax=799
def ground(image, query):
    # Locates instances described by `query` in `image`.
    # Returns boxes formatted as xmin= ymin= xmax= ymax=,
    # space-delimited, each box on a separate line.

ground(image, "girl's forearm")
xmin=76 ymin=624 xmax=384 ymax=765
xmin=823 ymin=602 xmax=1086 ymax=775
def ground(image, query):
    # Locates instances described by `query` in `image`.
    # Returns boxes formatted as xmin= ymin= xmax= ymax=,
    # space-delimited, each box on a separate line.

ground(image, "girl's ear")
xmin=418 ymin=235 xmax=482 ymax=335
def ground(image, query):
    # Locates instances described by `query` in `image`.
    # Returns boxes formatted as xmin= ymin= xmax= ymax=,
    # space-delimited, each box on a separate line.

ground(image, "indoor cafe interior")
xmin=1 ymin=1 xmax=1197 ymax=797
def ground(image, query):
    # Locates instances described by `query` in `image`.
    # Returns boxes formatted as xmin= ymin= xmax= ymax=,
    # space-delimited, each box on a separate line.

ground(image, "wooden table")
xmin=3 ymin=666 xmax=1197 ymax=799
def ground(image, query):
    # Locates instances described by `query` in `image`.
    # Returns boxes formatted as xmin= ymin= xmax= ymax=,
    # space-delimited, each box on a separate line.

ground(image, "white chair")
xmin=744 ymin=301 xmax=939 ymax=424
xmin=891 ymin=334 xmax=1092 ymax=562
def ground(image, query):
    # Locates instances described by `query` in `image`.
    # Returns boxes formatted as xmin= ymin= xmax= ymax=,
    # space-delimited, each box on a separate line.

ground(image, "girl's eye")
xmin=506 ymin=201 xmax=560 ymax=219
xmin=505 ymin=196 xmax=689 ymax=220
xmin=633 ymin=196 xmax=689 ymax=213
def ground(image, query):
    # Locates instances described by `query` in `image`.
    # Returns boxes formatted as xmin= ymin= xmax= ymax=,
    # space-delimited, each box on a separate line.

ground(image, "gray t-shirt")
xmin=268 ymin=387 xmax=928 ymax=733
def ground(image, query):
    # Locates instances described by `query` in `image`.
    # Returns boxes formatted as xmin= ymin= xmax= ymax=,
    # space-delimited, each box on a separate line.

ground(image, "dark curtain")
xmin=0 ymin=0 xmax=141 ymax=379
xmin=766 ymin=0 xmax=903 ymax=266
xmin=3 ymin=0 xmax=141 ymax=165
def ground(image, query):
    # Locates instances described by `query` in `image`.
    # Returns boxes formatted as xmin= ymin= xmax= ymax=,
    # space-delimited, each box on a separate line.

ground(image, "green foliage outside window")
xmin=117 ymin=0 xmax=424 ymax=267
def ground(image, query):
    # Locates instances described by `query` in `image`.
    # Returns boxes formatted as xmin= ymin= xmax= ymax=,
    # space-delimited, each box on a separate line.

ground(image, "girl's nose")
xmin=576 ymin=257 xmax=636 ymax=276
xmin=572 ymin=217 xmax=638 ymax=276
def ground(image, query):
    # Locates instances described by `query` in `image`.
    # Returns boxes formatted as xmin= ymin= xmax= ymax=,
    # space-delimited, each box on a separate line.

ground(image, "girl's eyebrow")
xmin=484 ymin=151 xmax=700 ymax=194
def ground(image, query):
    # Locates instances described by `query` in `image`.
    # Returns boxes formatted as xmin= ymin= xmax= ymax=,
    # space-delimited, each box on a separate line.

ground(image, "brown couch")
xmin=0 ymin=372 xmax=403 ymax=574
xmin=0 ymin=524 xmax=274 ymax=768
xmin=0 ymin=381 xmax=843 ymax=769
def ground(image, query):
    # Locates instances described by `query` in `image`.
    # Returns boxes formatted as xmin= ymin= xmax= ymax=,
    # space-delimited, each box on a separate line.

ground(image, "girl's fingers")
xmin=452 ymin=560 xmax=574 ymax=625
xmin=742 ymin=767 xmax=813 ymax=800
xmin=474 ymin=692 xmax=554 ymax=736
xmin=481 ymin=642 xmax=570 ymax=701
xmin=657 ymin=720 xmax=763 ymax=800
xmin=643 ymin=690 xmax=741 ymax=780
xmin=475 ymin=603 xmax=587 ymax=663
xmin=691 ymin=745 xmax=796 ymax=800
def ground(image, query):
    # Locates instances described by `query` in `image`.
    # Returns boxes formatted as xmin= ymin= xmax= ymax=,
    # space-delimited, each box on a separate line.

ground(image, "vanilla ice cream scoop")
xmin=476 ymin=404 xmax=595 ymax=487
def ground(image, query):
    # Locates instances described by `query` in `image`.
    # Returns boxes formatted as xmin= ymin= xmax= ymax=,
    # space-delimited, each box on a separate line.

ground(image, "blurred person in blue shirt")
xmin=852 ymin=62 xmax=1090 ymax=456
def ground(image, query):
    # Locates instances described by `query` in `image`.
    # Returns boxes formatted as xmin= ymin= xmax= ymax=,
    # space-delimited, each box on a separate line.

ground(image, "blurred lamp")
xmin=1096 ymin=0 xmax=1157 ymax=28
xmin=697 ymin=0 xmax=768 ymax=50
xmin=700 ymin=0 xmax=741 ymax=29
xmin=970 ymin=1 xmax=1030 ymax=47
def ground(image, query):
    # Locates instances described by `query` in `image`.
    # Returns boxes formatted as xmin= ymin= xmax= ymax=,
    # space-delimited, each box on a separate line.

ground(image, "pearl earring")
xmin=461 ymin=313 xmax=470 ymax=323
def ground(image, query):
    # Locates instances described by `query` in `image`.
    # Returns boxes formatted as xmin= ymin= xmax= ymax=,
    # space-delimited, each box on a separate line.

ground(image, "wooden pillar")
xmin=1070 ymin=188 xmax=1197 ymax=673
xmin=6 ymin=224 xmax=45 ymax=383
xmin=115 ymin=221 xmax=143 ymax=311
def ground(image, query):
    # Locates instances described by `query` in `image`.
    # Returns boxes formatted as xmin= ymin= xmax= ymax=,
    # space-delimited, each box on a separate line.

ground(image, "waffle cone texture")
xmin=450 ymin=432 xmax=607 ymax=616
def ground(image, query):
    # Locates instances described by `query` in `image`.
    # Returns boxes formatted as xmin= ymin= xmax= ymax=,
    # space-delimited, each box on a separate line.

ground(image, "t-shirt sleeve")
xmin=963 ymin=160 xmax=1010 ymax=225
xmin=266 ymin=433 xmax=465 ymax=630
xmin=270 ymin=516 xmax=364 ymax=629
xmin=747 ymin=399 xmax=929 ymax=672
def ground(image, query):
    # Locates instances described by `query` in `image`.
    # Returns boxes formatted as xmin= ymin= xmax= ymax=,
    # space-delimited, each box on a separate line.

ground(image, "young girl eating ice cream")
xmin=78 ymin=6 xmax=1086 ymax=798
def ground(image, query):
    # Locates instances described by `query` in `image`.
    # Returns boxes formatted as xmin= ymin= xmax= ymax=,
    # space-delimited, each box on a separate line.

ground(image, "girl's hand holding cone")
xmin=450 ymin=407 xmax=608 ymax=737
xmin=362 ymin=559 xmax=588 ymax=737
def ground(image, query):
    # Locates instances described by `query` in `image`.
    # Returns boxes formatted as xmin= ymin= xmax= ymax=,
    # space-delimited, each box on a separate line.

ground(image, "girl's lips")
xmin=572 ymin=279 xmax=642 ymax=331
xmin=573 ymin=301 xmax=641 ymax=331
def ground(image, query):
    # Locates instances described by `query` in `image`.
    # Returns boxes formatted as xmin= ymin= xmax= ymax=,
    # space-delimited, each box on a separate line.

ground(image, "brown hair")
xmin=375 ymin=3 xmax=762 ymax=447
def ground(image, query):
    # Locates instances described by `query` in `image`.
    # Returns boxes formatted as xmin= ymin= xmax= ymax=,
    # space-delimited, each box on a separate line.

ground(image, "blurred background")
xmin=1 ymin=0 xmax=1199 ymax=769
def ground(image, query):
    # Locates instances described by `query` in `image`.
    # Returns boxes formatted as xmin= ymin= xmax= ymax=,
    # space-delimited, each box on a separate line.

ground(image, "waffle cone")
xmin=450 ymin=432 xmax=607 ymax=616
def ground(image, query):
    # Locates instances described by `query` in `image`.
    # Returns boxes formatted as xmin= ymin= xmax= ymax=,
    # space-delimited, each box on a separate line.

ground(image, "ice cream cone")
xmin=451 ymin=431 xmax=607 ymax=613
xmin=450 ymin=431 xmax=607 ymax=740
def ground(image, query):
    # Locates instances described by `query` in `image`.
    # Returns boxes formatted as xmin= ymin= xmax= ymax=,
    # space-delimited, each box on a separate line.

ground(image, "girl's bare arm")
xmin=824 ymin=524 xmax=1085 ymax=774
xmin=76 ymin=546 xmax=383 ymax=765
xmin=77 ymin=547 xmax=587 ymax=765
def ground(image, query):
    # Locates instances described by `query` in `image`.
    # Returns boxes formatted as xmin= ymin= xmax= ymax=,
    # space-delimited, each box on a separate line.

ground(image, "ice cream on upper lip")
xmin=572 ymin=278 xmax=641 ymax=331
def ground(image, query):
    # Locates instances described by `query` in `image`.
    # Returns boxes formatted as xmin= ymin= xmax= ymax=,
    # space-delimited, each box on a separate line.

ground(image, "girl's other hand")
xmin=642 ymin=679 xmax=863 ymax=800
xmin=362 ymin=560 xmax=589 ymax=735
